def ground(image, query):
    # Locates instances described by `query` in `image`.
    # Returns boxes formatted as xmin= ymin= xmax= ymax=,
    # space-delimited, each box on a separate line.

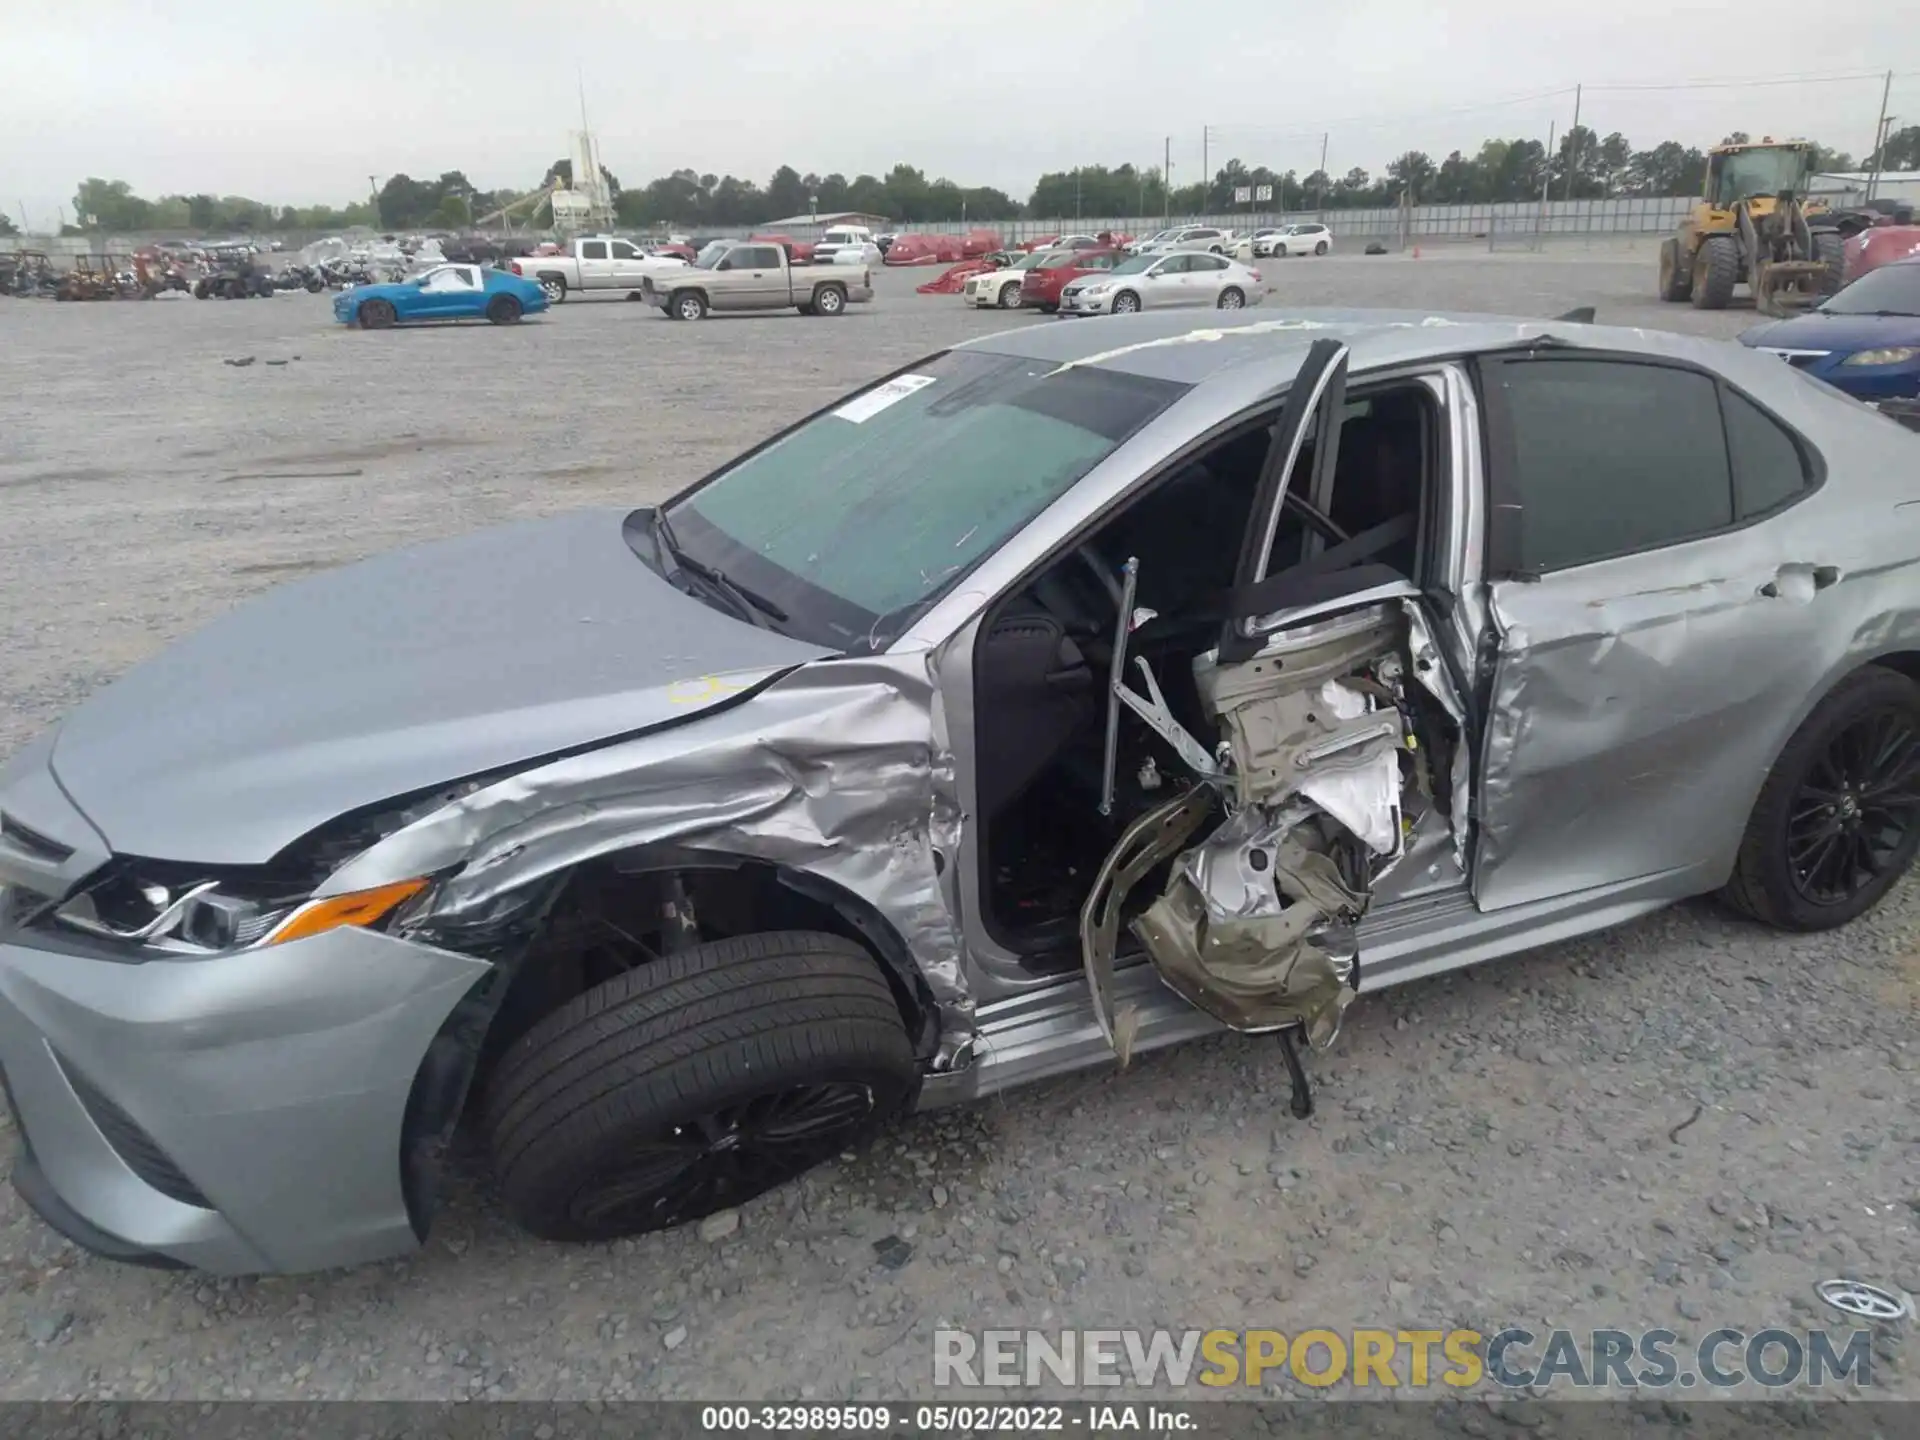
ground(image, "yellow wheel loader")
xmin=1656 ymin=139 xmax=1847 ymax=316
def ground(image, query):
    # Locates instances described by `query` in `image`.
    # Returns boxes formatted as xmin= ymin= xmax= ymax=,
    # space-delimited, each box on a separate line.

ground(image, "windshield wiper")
xmin=650 ymin=509 xmax=790 ymax=629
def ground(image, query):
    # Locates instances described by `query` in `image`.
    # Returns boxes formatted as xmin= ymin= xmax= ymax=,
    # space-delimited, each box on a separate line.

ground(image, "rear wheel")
xmin=486 ymin=295 xmax=523 ymax=325
xmin=1723 ymin=665 xmax=1920 ymax=931
xmin=538 ymin=275 xmax=566 ymax=305
xmin=1657 ymin=238 xmax=1693 ymax=302
xmin=357 ymin=299 xmax=396 ymax=329
xmin=1217 ymin=286 xmax=1245 ymax=310
xmin=484 ymin=931 xmax=917 ymax=1242
xmin=1692 ymin=235 xmax=1739 ymax=309
xmin=1314 ymin=240 xmax=1329 ymax=256
xmin=813 ymin=284 xmax=846 ymax=316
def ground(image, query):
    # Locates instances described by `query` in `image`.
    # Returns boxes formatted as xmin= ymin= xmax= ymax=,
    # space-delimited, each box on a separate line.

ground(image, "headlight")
xmin=55 ymin=874 xmax=429 ymax=953
xmin=1842 ymin=347 xmax=1920 ymax=367
xmin=1082 ymin=283 xmax=1111 ymax=296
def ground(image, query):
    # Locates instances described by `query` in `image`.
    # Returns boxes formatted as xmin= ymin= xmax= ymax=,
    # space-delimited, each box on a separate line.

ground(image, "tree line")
xmin=47 ymin=124 xmax=1920 ymax=237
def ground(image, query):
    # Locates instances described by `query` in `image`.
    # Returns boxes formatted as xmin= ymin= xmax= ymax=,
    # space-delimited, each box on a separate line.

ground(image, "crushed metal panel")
xmin=321 ymin=653 xmax=976 ymax=1061
xmin=1079 ymin=787 xmax=1219 ymax=1063
xmin=1081 ymin=602 xmax=1411 ymax=1060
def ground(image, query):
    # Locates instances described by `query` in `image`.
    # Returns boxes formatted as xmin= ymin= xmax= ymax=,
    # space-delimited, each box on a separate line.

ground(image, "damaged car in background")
xmin=4 ymin=309 xmax=1920 ymax=1275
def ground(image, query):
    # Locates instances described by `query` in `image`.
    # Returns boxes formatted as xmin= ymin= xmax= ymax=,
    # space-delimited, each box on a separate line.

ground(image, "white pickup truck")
xmin=642 ymin=239 xmax=874 ymax=319
xmin=506 ymin=236 xmax=690 ymax=304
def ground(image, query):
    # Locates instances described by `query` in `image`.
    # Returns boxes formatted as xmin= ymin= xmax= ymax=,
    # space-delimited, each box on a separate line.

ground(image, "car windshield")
xmin=657 ymin=350 xmax=1189 ymax=650
xmin=1036 ymin=252 xmax=1081 ymax=269
xmin=1009 ymin=252 xmax=1047 ymax=269
xmin=1818 ymin=263 xmax=1920 ymax=317
xmin=1108 ymin=255 xmax=1159 ymax=275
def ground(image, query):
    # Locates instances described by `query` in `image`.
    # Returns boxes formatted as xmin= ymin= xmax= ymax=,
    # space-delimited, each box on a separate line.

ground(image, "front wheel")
xmin=484 ymin=931 xmax=917 ymax=1242
xmin=486 ymin=295 xmax=523 ymax=325
xmin=998 ymin=281 xmax=1022 ymax=309
xmin=357 ymin=299 xmax=396 ymax=329
xmin=1657 ymin=237 xmax=1693 ymax=302
xmin=1722 ymin=665 xmax=1920 ymax=931
xmin=1217 ymin=286 xmax=1245 ymax=310
xmin=671 ymin=290 xmax=708 ymax=321
xmin=1111 ymin=290 xmax=1141 ymax=314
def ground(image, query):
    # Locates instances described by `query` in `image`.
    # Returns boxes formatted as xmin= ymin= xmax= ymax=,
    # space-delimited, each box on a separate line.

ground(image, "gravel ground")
xmin=0 ymin=243 xmax=1914 ymax=1404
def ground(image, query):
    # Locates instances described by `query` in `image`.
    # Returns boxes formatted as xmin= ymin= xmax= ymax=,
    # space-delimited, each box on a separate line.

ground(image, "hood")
xmin=48 ymin=508 xmax=828 ymax=865
xmin=1739 ymin=310 xmax=1920 ymax=352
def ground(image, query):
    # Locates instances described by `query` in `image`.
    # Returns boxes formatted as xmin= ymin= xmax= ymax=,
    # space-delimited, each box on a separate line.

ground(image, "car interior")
xmin=970 ymin=379 xmax=1440 ymax=964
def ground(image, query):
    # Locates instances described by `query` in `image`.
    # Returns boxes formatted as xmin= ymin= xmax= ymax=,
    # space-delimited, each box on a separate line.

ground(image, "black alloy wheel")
xmin=1785 ymin=704 xmax=1920 ymax=906
xmin=564 ymin=1082 xmax=876 ymax=1234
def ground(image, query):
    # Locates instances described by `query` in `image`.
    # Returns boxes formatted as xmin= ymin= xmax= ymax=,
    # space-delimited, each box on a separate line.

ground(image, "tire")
xmin=1111 ymin=290 xmax=1141 ymax=314
xmin=813 ymin=284 xmax=846 ymax=316
xmin=1813 ymin=230 xmax=1846 ymax=294
xmin=1314 ymin=240 xmax=1329 ymax=256
xmin=192 ymin=280 xmax=210 ymax=299
xmin=997 ymin=281 xmax=1022 ymax=309
xmin=1657 ymin=237 xmax=1693 ymax=302
xmin=671 ymin=289 xmax=708 ymax=321
xmin=1721 ymin=665 xmax=1920 ymax=932
xmin=305 ymin=278 xmax=324 ymax=294
xmin=487 ymin=295 xmax=523 ymax=325
xmin=1217 ymin=286 xmax=1245 ymax=310
xmin=1692 ymin=235 xmax=1739 ymax=310
xmin=484 ymin=930 xmax=917 ymax=1242
xmin=1038 ymin=302 xmax=1058 ymax=315
xmin=796 ymin=302 xmax=817 ymax=316
xmin=538 ymin=275 xmax=566 ymax=305
xmin=357 ymin=299 xmax=396 ymax=329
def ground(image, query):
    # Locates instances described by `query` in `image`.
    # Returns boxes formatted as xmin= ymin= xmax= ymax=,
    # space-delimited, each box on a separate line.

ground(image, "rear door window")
xmin=1486 ymin=358 xmax=1734 ymax=573
xmin=580 ymin=241 xmax=609 ymax=260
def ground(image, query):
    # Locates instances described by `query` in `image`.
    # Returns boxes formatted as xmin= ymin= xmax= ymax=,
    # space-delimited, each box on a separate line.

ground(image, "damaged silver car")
xmin=4 ymin=310 xmax=1919 ymax=1274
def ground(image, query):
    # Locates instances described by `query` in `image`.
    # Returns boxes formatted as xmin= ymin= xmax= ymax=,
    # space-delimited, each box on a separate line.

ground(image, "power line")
xmin=1209 ymin=87 xmax=1575 ymax=143
xmin=1586 ymin=71 xmax=1890 ymax=93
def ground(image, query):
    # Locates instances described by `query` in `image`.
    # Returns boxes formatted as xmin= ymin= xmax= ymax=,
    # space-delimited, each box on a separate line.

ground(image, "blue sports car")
xmin=1738 ymin=257 xmax=1920 ymax=404
xmin=332 ymin=263 xmax=548 ymax=328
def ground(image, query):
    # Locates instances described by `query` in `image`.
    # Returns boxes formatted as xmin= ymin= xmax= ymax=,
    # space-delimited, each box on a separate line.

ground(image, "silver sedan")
xmin=1058 ymin=250 xmax=1265 ymax=315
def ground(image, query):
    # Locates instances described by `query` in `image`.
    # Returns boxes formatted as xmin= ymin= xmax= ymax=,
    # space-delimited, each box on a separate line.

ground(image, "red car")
xmin=1019 ymin=247 xmax=1125 ymax=313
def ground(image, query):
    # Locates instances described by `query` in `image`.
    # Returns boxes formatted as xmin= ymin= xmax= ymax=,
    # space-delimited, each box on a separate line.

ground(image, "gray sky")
xmin=4 ymin=0 xmax=1916 ymax=225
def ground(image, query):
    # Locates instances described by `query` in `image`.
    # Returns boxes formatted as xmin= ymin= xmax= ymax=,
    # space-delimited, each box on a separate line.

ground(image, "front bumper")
xmin=1745 ymin=344 xmax=1920 ymax=401
xmin=0 ymin=919 xmax=488 ymax=1274
xmin=1058 ymin=289 xmax=1115 ymax=316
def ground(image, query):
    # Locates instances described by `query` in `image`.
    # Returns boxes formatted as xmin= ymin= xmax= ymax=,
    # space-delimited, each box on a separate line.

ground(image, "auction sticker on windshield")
xmin=833 ymin=375 xmax=937 ymax=424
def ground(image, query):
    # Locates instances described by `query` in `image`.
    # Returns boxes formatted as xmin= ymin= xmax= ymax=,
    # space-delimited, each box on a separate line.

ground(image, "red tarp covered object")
xmin=885 ymin=230 xmax=1004 ymax=266
xmin=915 ymin=259 xmax=997 ymax=294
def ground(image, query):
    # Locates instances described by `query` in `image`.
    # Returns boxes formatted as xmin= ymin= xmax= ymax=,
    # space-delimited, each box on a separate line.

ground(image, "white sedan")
xmin=1057 ymin=250 xmax=1264 ymax=315
xmin=962 ymin=251 xmax=1054 ymax=309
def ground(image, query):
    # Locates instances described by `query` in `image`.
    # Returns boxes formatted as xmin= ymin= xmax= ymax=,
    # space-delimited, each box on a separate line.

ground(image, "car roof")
xmin=958 ymin=308 xmax=1752 ymax=387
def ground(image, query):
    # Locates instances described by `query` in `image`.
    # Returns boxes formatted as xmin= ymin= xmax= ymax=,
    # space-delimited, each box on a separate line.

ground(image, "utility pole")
xmin=1201 ymin=125 xmax=1210 ymax=217
xmin=1536 ymin=122 xmax=1555 ymax=246
xmin=1164 ymin=136 xmax=1173 ymax=227
xmin=1562 ymin=83 xmax=1582 ymax=204
xmin=1867 ymin=69 xmax=1893 ymax=200
xmin=1316 ymin=133 xmax=1329 ymax=220
xmin=368 ymin=174 xmax=381 ymax=226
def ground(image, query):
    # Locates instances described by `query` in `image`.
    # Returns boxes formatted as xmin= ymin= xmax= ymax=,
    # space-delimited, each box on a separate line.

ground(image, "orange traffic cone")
xmin=1413 ymin=244 xmax=1422 ymax=260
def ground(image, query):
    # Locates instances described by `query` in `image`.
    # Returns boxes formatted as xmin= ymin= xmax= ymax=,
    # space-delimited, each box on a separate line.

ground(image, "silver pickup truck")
xmin=643 ymin=239 xmax=874 ymax=320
